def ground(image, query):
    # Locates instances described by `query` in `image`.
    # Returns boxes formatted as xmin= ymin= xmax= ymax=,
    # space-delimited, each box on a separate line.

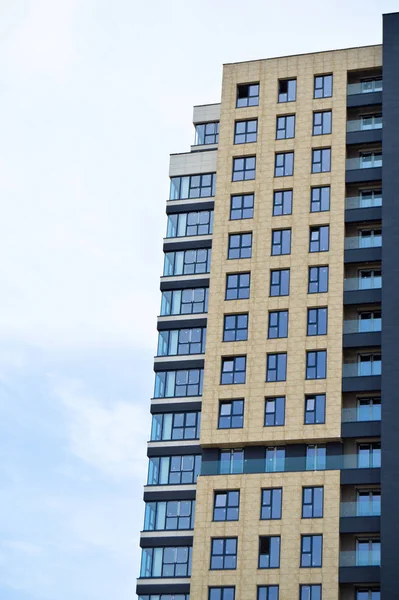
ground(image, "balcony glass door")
xmin=358 ymin=443 xmax=381 ymax=469
xmin=357 ymin=397 xmax=381 ymax=421
xmin=356 ymin=539 xmax=380 ymax=566
xmin=357 ymin=491 xmax=381 ymax=516
xmin=359 ymin=189 xmax=382 ymax=208
xmin=360 ymin=152 xmax=382 ymax=168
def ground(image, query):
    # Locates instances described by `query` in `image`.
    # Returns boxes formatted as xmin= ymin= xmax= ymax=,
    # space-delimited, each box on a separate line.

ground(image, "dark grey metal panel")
xmin=163 ymin=238 xmax=212 ymax=252
xmin=150 ymin=401 xmax=202 ymax=414
xmin=346 ymin=167 xmax=382 ymax=184
xmin=143 ymin=489 xmax=196 ymax=502
xmin=344 ymin=289 xmax=382 ymax=305
xmin=140 ymin=535 xmax=193 ymax=548
xmin=342 ymin=376 xmax=381 ymax=393
xmin=382 ymin=12 xmax=399 ymax=598
xmin=347 ymin=91 xmax=382 ymax=108
xmin=346 ymin=129 xmax=383 ymax=145
xmin=147 ymin=445 xmax=201 ymax=458
xmin=166 ymin=200 xmax=214 ymax=214
xmin=340 ymin=468 xmax=381 ymax=486
xmin=340 ymin=516 xmax=380 ymax=534
xmin=160 ymin=277 xmax=210 ymax=291
xmin=136 ymin=583 xmax=191 ymax=595
xmin=342 ymin=331 xmax=381 ymax=348
xmin=345 ymin=206 xmax=382 ymax=223
xmin=339 ymin=566 xmax=380 ymax=583
xmin=344 ymin=247 xmax=382 ymax=264
xmin=341 ymin=421 xmax=381 ymax=438
xmin=157 ymin=317 xmax=207 ymax=331
xmin=153 ymin=358 xmax=204 ymax=372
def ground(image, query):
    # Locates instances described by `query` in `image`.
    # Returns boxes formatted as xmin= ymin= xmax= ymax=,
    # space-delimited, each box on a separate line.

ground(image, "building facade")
xmin=137 ymin=12 xmax=399 ymax=600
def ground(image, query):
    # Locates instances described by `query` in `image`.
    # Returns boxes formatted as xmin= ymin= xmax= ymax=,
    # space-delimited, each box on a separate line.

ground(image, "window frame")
xmin=304 ymin=394 xmax=326 ymax=425
xmin=270 ymin=269 xmax=290 ymax=297
xmin=264 ymin=396 xmax=286 ymax=426
xmin=310 ymin=186 xmax=330 ymax=212
xmin=234 ymin=119 xmax=258 ymax=144
xmin=236 ymin=82 xmax=259 ymax=108
xmin=276 ymin=114 xmax=295 ymax=139
xmin=266 ymin=353 xmax=287 ymax=382
xmin=311 ymin=148 xmax=331 ymax=173
xmin=223 ymin=313 xmax=249 ymax=342
xmin=313 ymin=110 xmax=332 ymax=135
xmin=232 ymin=156 xmax=256 ymax=181
xmin=307 ymin=307 xmax=328 ymax=336
xmin=308 ymin=266 xmax=329 ymax=294
xmin=278 ymin=78 xmax=297 ymax=103
xmin=302 ymin=487 xmax=324 ymax=519
xmin=258 ymin=535 xmax=281 ymax=569
xmin=314 ymin=74 xmax=333 ymax=99
xmin=268 ymin=310 xmax=289 ymax=339
xmin=213 ymin=491 xmax=240 ymax=522
xmin=230 ymin=193 xmax=254 ymax=220
xmin=260 ymin=488 xmax=283 ymax=520
xmin=271 ymin=228 xmax=292 ymax=256
xmin=218 ymin=399 xmax=244 ymax=429
xmin=300 ymin=534 xmax=323 ymax=568
xmin=306 ymin=350 xmax=327 ymax=380
xmin=274 ymin=151 xmax=294 ymax=177
xmin=225 ymin=272 xmax=251 ymax=300
xmin=228 ymin=232 xmax=253 ymax=259
xmin=273 ymin=189 xmax=293 ymax=216
xmin=210 ymin=537 xmax=238 ymax=570
xmin=309 ymin=225 xmax=330 ymax=253
xmin=220 ymin=356 xmax=247 ymax=385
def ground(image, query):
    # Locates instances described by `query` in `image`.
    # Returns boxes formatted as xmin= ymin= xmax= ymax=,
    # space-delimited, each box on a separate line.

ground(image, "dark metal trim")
xmin=345 ymin=206 xmax=382 ymax=223
xmin=339 ymin=566 xmax=380 ymax=584
xmin=340 ymin=468 xmax=381 ymax=486
xmin=163 ymin=238 xmax=212 ymax=252
xmin=153 ymin=358 xmax=204 ymax=372
xmin=143 ymin=489 xmax=196 ymax=502
xmin=160 ymin=278 xmax=210 ymax=292
xmin=157 ymin=317 xmax=207 ymax=331
xmin=150 ymin=401 xmax=202 ymax=414
xmin=346 ymin=129 xmax=383 ymax=146
xmin=344 ymin=247 xmax=382 ymax=264
xmin=339 ymin=515 xmax=380 ymax=533
xmin=346 ymin=167 xmax=382 ymax=184
xmin=341 ymin=420 xmax=381 ymax=438
xmin=140 ymin=535 xmax=193 ymax=548
xmin=342 ymin=331 xmax=381 ymax=348
xmin=347 ymin=91 xmax=382 ymax=108
xmin=147 ymin=444 xmax=201 ymax=458
xmin=344 ymin=289 xmax=382 ymax=306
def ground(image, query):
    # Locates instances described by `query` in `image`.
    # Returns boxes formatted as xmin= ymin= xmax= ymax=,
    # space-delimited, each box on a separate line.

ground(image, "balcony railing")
xmin=343 ymin=318 xmax=381 ymax=333
xmin=344 ymin=235 xmax=382 ymax=250
xmin=344 ymin=276 xmax=382 ymax=291
xmin=347 ymin=118 xmax=382 ymax=133
xmin=341 ymin=406 xmax=381 ymax=423
xmin=342 ymin=362 xmax=381 ymax=377
xmin=345 ymin=195 xmax=382 ymax=210
xmin=347 ymin=80 xmax=383 ymax=95
xmin=346 ymin=156 xmax=383 ymax=170
xmin=340 ymin=501 xmax=381 ymax=517
xmin=340 ymin=550 xmax=380 ymax=567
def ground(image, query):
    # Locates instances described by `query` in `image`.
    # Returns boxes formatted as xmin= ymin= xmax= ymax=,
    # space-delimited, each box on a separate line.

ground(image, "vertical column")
xmin=381 ymin=11 xmax=399 ymax=598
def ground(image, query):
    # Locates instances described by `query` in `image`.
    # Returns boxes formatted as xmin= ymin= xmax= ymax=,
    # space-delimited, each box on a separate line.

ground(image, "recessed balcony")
xmin=344 ymin=231 xmax=382 ymax=264
xmin=346 ymin=152 xmax=382 ymax=184
xmin=346 ymin=116 xmax=382 ymax=145
xmin=347 ymin=75 xmax=382 ymax=108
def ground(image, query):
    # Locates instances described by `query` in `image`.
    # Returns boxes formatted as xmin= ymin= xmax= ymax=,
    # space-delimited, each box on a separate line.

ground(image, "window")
xmin=359 ymin=189 xmax=382 ymax=208
xmin=266 ymin=447 xmax=286 ymax=472
xmin=195 ymin=122 xmax=219 ymax=145
xmin=304 ymin=394 xmax=326 ymax=424
xmin=223 ymin=314 xmax=248 ymax=341
xmin=166 ymin=210 xmax=213 ymax=238
xmin=357 ymin=490 xmax=381 ymax=516
xmin=300 ymin=585 xmax=322 ymax=600
xmin=302 ymin=487 xmax=324 ymax=518
xmin=234 ymin=119 xmax=258 ymax=144
xmin=359 ymin=229 xmax=382 ymax=248
xmin=209 ymin=588 xmax=235 ymax=600
xmin=230 ymin=193 xmax=254 ymax=220
xmin=213 ymin=491 xmax=240 ymax=521
xmin=160 ymin=288 xmax=208 ymax=316
xmin=232 ymin=156 xmax=256 ymax=181
xmin=275 ymin=152 xmax=294 ymax=177
xmin=147 ymin=455 xmax=201 ymax=485
xmin=301 ymin=535 xmax=323 ymax=567
xmin=307 ymin=308 xmax=328 ymax=336
xmin=358 ymin=353 xmax=381 ymax=376
xmin=157 ymin=328 xmax=207 ymax=356
xmin=271 ymin=229 xmax=291 ymax=255
xmin=144 ymin=499 xmax=196 ymax=531
xmin=259 ymin=536 xmax=280 ymax=568
xmin=313 ymin=111 xmax=332 ymax=135
xmin=268 ymin=310 xmax=288 ymax=339
xmin=270 ymin=269 xmax=290 ymax=296
xmin=309 ymin=226 xmax=329 ymax=252
xmin=361 ymin=114 xmax=382 ymax=130
xmin=360 ymin=151 xmax=382 ymax=168
xmin=140 ymin=546 xmax=192 ymax=578
xmin=138 ymin=595 xmax=190 ymax=600
xmin=210 ymin=538 xmax=237 ymax=570
xmin=356 ymin=590 xmax=380 ymax=600
xmin=306 ymin=445 xmax=326 ymax=471
xmin=278 ymin=78 xmax=296 ymax=102
xmin=163 ymin=249 xmax=211 ymax=276
xmin=154 ymin=369 xmax=203 ymax=398
xmin=276 ymin=115 xmax=295 ymax=139
xmin=357 ymin=539 xmax=380 ymax=566
xmin=237 ymin=83 xmax=259 ymax=107
xmin=312 ymin=148 xmax=331 ymax=173
xmin=169 ymin=173 xmax=216 ymax=200
xmin=273 ymin=190 xmax=292 ymax=216
xmin=220 ymin=449 xmax=244 ymax=474
xmin=228 ymin=233 xmax=252 ymax=259
xmin=266 ymin=354 xmax=287 ymax=382
xmin=218 ymin=399 xmax=244 ymax=429
xmin=306 ymin=351 xmax=327 ymax=380
xmin=361 ymin=77 xmax=382 ymax=93
xmin=308 ymin=266 xmax=328 ymax=293
xmin=311 ymin=186 xmax=330 ymax=212
xmin=358 ymin=311 xmax=382 ymax=333
xmin=226 ymin=272 xmax=250 ymax=300
xmin=357 ymin=397 xmax=381 ymax=422
xmin=221 ymin=356 xmax=246 ymax=385
xmin=265 ymin=397 xmax=285 ymax=426
xmin=151 ymin=411 xmax=201 ymax=440
xmin=314 ymin=74 xmax=332 ymax=98
xmin=261 ymin=488 xmax=282 ymax=519
xmin=358 ymin=443 xmax=381 ymax=468
xmin=359 ymin=269 xmax=382 ymax=290
xmin=258 ymin=587 xmax=279 ymax=600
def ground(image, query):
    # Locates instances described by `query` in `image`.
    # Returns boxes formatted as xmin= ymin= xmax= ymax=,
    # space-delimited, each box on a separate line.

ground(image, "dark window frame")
xmin=234 ymin=119 xmax=258 ymax=144
xmin=311 ymin=148 xmax=331 ymax=173
xmin=261 ymin=488 xmax=283 ymax=520
xmin=273 ymin=189 xmax=293 ymax=216
xmin=218 ymin=399 xmax=244 ymax=429
xmin=230 ymin=193 xmax=254 ymax=220
xmin=270 ymin=269 xmax=290 ymax=297
xmin=225 ymin=272 xmax=251 ymax=300
xmin=304 ymin=394 xmax=326 ymax=425
xmin=310 ymin=186 xmax=330 ymax=212
xmin=223 ymin=313 xmax=249 ymax=342
xmin=221 ymin=356 xmax=247 ymax=385
xmin=258 ymin=535 xmax=281 ymax=569
xmin=271 ymin=228 xmax=292 ymax=256
xmin=228 ymin=232 xmax=253 ymax=259
xmin=264 ymin=396 xmax=286 ymax=426
xmin=309 ymin=225 xmax=330 ymax=253
xmin=275 ymin=151 xmax=294 ymax=177
xmin=302 ymin=487 xmax=324 ymax=519
xmin=278 ymin=78 xmax=297 ymax=103
xmin=213 ymin=491 xmax=240 ymax=521
xmin=300 ymin=534 xmax=323 ymax=568
xmin=210 ymin=537 xmax=238 ymax=570
xmin=268 ymin=310 xmax=289 ymax=339
xmin=276 ymin=114 xmax=295 ymax=139
xmin=307 ymin=307 xmax=328 ymax=336
xmin=306 ymin=350 xmax=327 ymax=380
xmin=236 ymin=83 xmax=259 ymax=108
xmin=266 ymin=353 xmax=287 ymax=382
xmin=314 ymin=74 xmax=333 ymax=99
xmin=313 ymin=110 xmax=332 ymax=135
xmin=308 ymin=266 xmax=329 ymax=294
xmin=232 ymin=156 xmax=256 ymax=181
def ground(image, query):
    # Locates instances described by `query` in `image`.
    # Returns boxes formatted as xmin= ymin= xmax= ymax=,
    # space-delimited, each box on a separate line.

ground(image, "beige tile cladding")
xmin=200 ymin=45 xmax=382 ymax=448
xmin=190 ymin=471 xmax=340 ymax=600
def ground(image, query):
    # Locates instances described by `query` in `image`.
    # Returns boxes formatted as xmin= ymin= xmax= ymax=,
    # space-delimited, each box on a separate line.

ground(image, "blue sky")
xmin=0 ymin=0 xmax=397 ymax=598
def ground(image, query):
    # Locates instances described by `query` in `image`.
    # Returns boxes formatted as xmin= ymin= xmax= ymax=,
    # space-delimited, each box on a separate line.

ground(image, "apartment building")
xmin=136 ymin=12 xmax=399 ymax=600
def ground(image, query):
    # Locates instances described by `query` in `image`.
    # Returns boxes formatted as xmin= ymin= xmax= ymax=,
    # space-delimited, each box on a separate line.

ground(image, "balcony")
xmin=345 ymin=193 xmax=382 ymax=224
xmin=339 ymin=550 xmax=381 ymax=584
xmin=346 ymin=117 xmax=382 ymax=145
xmin=346 ymin=155 xmax=382 ymax=184
xmin=340 ymin=501 xmax=381 ymax=534
xmin=341 ymin=401 xmax=381 ymax=437
xmin=342 ymin=317 xmax=381 ymax=348
xmin=344 ymin=234 xmax=381 ymax=264
xmin=342 ymin=359 xmax=381 ymax=393
xmin=347 ymin=79 xmax=383 ymax=108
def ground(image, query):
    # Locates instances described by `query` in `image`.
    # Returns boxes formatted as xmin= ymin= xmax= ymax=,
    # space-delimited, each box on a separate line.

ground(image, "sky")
xmin=0 ymin=0 xmax=396 ymax=598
